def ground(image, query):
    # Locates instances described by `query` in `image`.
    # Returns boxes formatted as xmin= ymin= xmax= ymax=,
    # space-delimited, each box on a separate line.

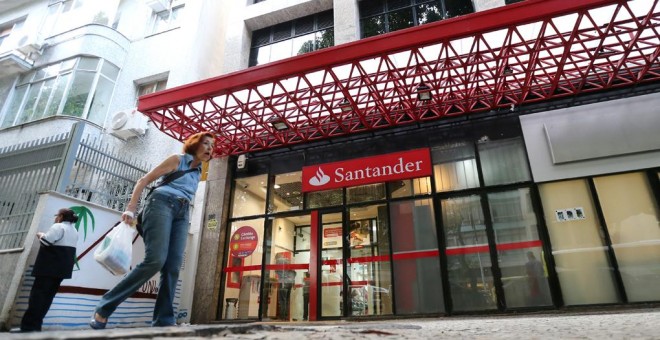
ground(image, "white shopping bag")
xmin=94 ymin=222 xmax=136 ymax=275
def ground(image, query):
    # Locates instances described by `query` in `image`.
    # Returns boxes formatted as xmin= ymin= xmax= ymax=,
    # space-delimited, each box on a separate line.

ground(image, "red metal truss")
xmin=138 ymin=0 xmax=660 ymax=156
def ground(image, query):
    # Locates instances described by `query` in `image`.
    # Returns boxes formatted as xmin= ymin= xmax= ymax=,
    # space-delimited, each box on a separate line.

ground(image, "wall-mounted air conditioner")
xmin=145 ymin=0 xmax=169 ymax=12
xmin=16 ymin=34 xmax=44 ymax=55
xmin=107 ymin=109 xmax=148 ymax=140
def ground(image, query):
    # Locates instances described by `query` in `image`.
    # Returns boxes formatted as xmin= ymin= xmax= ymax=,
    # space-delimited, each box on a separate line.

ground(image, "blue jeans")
xmin=96 ymin=191 xmax=190 ymax=327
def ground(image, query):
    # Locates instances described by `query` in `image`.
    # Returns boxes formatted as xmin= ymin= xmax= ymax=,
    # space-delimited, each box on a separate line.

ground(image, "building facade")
xmin=137 ymin=0 xmax=659 ymax=323
xmin=0 ymin=0 xmax=658 ymax=329
xmin=0 ymin=0 xmax=226 ymax=330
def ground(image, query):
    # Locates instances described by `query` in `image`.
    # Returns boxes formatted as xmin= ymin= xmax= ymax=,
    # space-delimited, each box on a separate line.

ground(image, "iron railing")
xmin=0 ymin=123 xmax=150 ymax=250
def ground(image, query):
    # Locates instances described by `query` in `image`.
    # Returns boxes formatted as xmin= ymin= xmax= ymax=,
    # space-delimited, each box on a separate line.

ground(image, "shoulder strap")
xmin=146 ymin=167 xmax=199 ymax=196
xmin=157 ymin=167 xmax=199 ymax=188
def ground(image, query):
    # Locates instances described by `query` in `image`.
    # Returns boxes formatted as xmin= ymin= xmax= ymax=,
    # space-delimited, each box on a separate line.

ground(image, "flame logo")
xmin=309 ymin=167 xmax=330 ymax=186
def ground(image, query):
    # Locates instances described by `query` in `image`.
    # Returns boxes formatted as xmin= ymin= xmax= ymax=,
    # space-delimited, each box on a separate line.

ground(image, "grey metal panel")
xmin=520 ymin=93 xmax=660 ymax=183
xmin=543 ymin=102 xmax=660 ymax=164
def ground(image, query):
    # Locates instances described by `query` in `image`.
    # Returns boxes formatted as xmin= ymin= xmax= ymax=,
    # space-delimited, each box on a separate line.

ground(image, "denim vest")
xmin=153 ymin=153 xmax=201 ymax=201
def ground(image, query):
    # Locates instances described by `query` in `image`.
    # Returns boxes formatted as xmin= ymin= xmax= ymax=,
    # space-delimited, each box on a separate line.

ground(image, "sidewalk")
xmin=5 ymin=307 xmax=660 ymax=339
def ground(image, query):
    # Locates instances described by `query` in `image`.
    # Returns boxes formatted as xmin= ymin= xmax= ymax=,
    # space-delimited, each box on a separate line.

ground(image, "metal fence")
xmin=0 ymin=122 xmax=150 ymax=250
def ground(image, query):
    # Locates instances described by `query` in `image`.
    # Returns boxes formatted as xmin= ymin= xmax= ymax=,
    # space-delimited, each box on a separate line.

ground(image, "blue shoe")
xmin=89 ymin=315 xmax=107 ymax=330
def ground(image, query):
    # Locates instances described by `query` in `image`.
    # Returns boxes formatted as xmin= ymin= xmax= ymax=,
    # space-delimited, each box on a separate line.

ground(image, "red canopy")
xmin=138 ymin=0 xmax=660 ymax=156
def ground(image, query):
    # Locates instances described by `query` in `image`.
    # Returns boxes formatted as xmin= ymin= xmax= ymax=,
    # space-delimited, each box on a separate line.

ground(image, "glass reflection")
xmin=442 ymin=195 xmax=497 ymax=311
xmin=388 ymin=8 xmax=414 ymax=32
xmin=488 ymin=189 xmax=552 ymax=308
xmin=416 ymin=3 xmax=443 ymax=25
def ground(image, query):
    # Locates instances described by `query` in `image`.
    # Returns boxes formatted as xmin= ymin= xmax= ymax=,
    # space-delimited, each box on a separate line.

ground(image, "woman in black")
xmin=20 ymin=208 xmax=79 ymax=332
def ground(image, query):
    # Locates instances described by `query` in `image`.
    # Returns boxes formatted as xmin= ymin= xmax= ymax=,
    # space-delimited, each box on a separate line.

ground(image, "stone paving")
xmin=5 ymin=307 xmax=660 ymax=339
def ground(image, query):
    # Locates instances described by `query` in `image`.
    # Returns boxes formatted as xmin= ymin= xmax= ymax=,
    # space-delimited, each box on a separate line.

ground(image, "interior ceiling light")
xmin=339 ymin=98 xmax=352 ymax=112
xmin=416 ymin=83 xmax=432 ymax=101
xmin=268 ymin=116 xmax=288 ymax=131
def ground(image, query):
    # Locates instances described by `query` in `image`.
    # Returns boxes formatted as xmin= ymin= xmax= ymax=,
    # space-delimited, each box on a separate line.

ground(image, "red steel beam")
xmin=138 ymin=0 xmax=620 ymax=112
xmin=137 ymin=0 xmax=660 ymax=156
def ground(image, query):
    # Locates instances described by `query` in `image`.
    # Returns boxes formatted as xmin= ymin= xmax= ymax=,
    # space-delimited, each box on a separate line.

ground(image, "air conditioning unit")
xmin=145 ymin=0 xmax=169 ymax=12
xmin=108 ymin=109 xmax=148 ymax=140
xmin=16 ymin=34 xmax=44 ymax=55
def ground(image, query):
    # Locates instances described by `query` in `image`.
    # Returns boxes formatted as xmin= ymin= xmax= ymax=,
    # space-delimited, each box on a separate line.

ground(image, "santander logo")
xmin=302 ymin=148 xmax=432 ymax=193
xmin=308 ymin=167 xmax=331 ymax=186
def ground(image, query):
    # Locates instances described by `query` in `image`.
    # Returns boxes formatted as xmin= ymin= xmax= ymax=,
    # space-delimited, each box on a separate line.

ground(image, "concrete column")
xmin=220 ymin=0 xmax=251 ymax=73
xmin=190 ymin=156 xmax=232 ymax=323
xmin=333 ymin=0 xmax=360 ymax=45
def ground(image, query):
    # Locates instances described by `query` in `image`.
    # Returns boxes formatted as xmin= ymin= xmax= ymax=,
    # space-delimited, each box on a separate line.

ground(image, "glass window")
xmin=445 ymin=0 xmax=475 ymax=18
xmin=432 ymin=142 xmax=479 ymax=192
xmin=61 ymin=70 xmax=94 ymax=117
xmin=390 ymin=199 xmax=444 ymax=314
xmin=268 ymin=171 xmax=303 ymax=213
xmin=15 ymin=84 xmax=41 ymax=124
xmin=388 ymin=7 xmax=414 ymax=33
xmin=42 ymin=0 xmax=118 ymax=37
xmin=361 ymin=14 xmax=386 ymax=38
xmin=594 ymin=172 xmax=660 ymax=302
xmin=231 ymin=174 xmax=268 ymax=218
xmin=347 ymin=183 xmax=386 ymax=204
xmin=249 ymin=10 xmax=334 ymax=67
xmin=442 ymin=195 xmax=497 ymax=311
xmin=3 ymin=57 xmax=119 ymax=128
xmin=31 ymin=78 xmax=56 ymax=121
xmin=539 ymin=179 xmax=620 ymax=305
xmin=359 ymin=0 xmax=475 ymax=38
xmin=1 ymin=86 xmax=27 ymax=127
xmin=388 ymin=177 xmax=432 ymax=198
xmin=222 ymin=218 xmax=265 ymax=319
xmin=306 ymin=188 xmax=342 ymax=209
xmin=478 ymin=138 xmax=531 ymax=186
xmin=316 ymin=29 xmax=334 ymax=50
xmin=137 ymin=79 xmax=167 ymax=97
xmin=87 ymin=76 xmax=114 ymax=125
xmin=101 ymin=61 xmax=120 ymax=79
xmin=293 ymin=33 xmax=315 ymax=56
xmin=488 ymin=189 xmax=552 ymax=308
xmin=77 ymin=56 xmax=99 ymax=71
xmin=44 ymin=74 xmax=71 ymax=118
xmin=149 ymin=4 xmax=184 ymax=35
xmin=416 ymin=2 xmax=443 ymax=25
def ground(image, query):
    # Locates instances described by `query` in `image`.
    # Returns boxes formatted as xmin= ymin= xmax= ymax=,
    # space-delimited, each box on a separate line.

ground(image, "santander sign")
xmin=302 ymin=148 xmax=432 ymax=192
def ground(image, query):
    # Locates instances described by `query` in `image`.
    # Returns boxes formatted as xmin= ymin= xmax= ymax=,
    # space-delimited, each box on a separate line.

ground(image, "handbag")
xmin=135 ymin=167 xmax=198 ymax=236
xmin=94 ymin=222 xmax=136 ymax=275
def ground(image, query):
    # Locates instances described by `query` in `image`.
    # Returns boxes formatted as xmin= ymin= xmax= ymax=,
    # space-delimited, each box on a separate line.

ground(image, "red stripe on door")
xmin=223 ymin=241 xmax=543 ymax=272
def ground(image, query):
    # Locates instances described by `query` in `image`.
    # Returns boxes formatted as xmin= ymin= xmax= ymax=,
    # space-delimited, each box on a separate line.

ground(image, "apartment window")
xmin=136 ymin=79 xmax=167 ymax=105
xmin=359 ymin=0 xmax=474 ymax=38
xmin=148 ymin=3 xmax=184 ymax=35
xmin=42 ymin=0 xmax=119 ymax=37
xmin=1 ymin=57 xmax=120 ymax=128
xmin=0 ymin=19 xmax=25 ymax=49
xmin=249 ymin=10 xmax=334 ymax=67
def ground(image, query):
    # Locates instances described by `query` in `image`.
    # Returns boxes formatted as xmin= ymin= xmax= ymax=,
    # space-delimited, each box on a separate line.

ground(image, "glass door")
xmin=319 ymin=211 xmax=343 ymax=318
xmin=260 ymin=214 xmax=311 ymax=321
xmin=346 ymin=204 xmax=394 ymax=316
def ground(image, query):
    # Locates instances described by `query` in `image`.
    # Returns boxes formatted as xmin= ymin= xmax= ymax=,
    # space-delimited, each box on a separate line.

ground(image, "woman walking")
xmin=90 ymin=131 xmax=215 ymax=329
xmin=21 ymin=208 xmax=79 ymax=332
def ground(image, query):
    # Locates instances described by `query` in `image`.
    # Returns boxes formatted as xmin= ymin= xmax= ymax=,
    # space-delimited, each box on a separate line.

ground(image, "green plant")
xmin=70 ymin=205 xmax=95 ymax=241
xmin=69 ymin=205 xmax=95 ymax=272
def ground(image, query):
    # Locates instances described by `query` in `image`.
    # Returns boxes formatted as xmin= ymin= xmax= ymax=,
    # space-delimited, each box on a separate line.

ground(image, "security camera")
xmin=237 ymin=154 xmax=246 ymax=170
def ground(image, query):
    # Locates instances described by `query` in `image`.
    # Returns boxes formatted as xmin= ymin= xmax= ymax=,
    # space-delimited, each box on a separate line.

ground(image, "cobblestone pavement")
xmin=5 ymin=307 xmax=660 ymax=339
